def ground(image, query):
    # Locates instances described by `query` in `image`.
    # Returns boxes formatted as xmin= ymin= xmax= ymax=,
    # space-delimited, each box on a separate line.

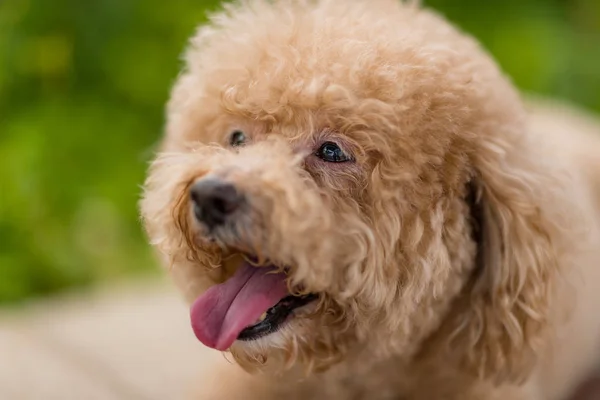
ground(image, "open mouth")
xmin=237 ymin=293 xmax=317 ymax=341
xmin=189 ymin=255 xmax=317 ymax=350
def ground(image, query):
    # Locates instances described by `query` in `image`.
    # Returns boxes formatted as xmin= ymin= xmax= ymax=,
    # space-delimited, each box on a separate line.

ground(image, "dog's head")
xmin=141 ymin=0 xmax=573 ymax=383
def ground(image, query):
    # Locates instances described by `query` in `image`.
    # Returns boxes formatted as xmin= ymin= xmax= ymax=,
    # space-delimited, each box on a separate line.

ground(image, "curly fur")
xmin=140 ymin=0 xmax=600 ymax=398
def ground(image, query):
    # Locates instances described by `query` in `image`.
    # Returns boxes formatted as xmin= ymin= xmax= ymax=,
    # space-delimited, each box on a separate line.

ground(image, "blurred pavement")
xmin=0 ymin=280 xmax=207 ymax=400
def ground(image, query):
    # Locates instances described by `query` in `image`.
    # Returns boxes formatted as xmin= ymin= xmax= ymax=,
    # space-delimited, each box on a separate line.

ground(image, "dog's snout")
xmin=190 ymin=179 xmax=243 ymax=229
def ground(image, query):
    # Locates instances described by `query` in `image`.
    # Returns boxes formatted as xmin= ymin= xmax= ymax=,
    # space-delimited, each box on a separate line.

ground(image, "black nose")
xmin=190 ymin=179 xmax=243 ymax=229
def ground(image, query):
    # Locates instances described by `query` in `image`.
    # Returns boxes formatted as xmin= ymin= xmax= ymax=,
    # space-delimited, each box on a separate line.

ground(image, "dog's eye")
xmin=316 ymin=142 xmax=351 ymax=163
xmin=229 ymin=130 xmax=247 ymax=147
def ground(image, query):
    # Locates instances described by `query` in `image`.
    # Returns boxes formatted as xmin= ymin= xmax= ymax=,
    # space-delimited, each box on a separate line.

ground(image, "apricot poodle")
xmin=140 ymin=0 xmax=600 ymax=399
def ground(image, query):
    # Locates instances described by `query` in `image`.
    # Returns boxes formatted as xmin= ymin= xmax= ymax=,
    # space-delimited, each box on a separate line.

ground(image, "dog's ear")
xmin=449 ymin=141 xmax=569 ymax=384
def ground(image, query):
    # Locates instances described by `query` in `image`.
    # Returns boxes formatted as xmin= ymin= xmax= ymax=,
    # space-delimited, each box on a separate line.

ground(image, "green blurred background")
xmin=0 ymin=0 xmax=598 ymax=303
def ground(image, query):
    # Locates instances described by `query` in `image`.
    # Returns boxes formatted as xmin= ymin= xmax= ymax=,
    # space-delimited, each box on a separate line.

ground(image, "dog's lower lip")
xmin=237 ymin=294 xmax=318 ymax=341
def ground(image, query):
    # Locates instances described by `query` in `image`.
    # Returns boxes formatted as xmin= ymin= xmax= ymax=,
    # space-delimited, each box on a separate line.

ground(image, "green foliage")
xmin=427 ymin=0 xmax=600 ymax=110
xmin=0 ymin=0 xmax=598 ymax=303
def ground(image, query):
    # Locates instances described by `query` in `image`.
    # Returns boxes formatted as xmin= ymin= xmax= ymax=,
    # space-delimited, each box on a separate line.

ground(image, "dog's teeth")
xmin=258 ymin=312 xmax=267 ymax=322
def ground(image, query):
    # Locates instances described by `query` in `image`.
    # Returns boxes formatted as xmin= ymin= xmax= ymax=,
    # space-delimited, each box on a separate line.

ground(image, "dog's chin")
xmin=189 ymin=248 xmax=319 ymax=353
xmin=228 ymin=309 xmax=321 ymax=373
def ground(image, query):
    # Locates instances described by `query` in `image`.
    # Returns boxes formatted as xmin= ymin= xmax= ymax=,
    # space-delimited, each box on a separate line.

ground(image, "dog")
xmin=139 ymin=0 xmax=600 ymax=398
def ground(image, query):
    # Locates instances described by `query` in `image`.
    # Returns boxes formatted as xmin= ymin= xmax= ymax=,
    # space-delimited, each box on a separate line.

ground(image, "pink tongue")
xmin=190 ymin=261 xmax=289 ymax=350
